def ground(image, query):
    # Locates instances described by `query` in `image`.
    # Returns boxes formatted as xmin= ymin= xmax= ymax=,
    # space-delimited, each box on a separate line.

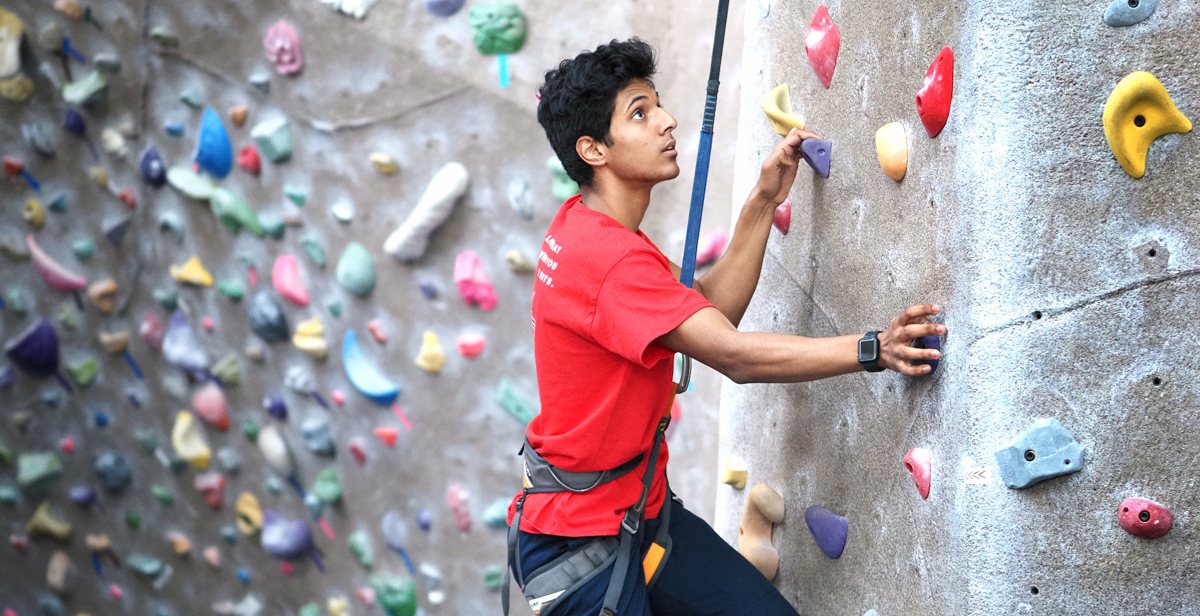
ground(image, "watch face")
xmin=858 ymin=338 xmax=878 ymax=362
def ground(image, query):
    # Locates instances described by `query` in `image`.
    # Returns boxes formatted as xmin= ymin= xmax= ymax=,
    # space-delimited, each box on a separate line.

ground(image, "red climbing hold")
xmin=192 ymin=383 xmax=231 ymax=431
xmin=140 ymin=311 xmax=165 ymax=351
xmin=194 ymin=472 xmax=227 ymax=511
xmin=202 ymin=317 xmax=214 ymax=331
xmin=447 ymin=483 xmax=471 ymax=532
xmin=330 ymin=389 xmax=346 ymax=405
xmin=1118 ymin=497 xmax=1172 ymax=539
xmin=2 ymin=156 xmax=22 ymax=176
xmin=237 ymin=145 xmax=262 ymax=175
xmin=805 ymin=6 xmax=840 ymax=89
xmin=374 ymin=427 xmax=398 ymax=447
xmin=108 ymin=584 xmax=123 ymax=599
xmin=349 ymin=437 xmax=367 ymax=465
xmin=58 ymin=437 xmax=75 ymax=454
xmin=118 ymin=188 xmax=136 ymax=209
xmin=10 ymin=534 xmax=29 ymax=554
xmin=903 ymin=447 xmax=932 ymax=499
xmin=773 ymin=200 xmax=791 ymax=235
xmin=916 ymin=47 xmax=954 ymax=138
xmin=280 ymin=560 xmax=295 ymax=576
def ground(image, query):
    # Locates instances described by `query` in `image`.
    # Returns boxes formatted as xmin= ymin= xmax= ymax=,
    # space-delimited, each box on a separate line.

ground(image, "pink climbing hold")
xmin=805 ymin=5 xmax=840 ymax=89
xmin=140 ymin=311 xmax=165 ymax=351
xmin=280 ymin=561 xmax=295 ymax=576
xmin=4 ymin=609 xmax=16 ymax=616
xmin=108 ymin=584 xmax=123 ymax=599
xmin=1119 ymin=497 xmax=1173 ymax=539
xmin=366 ymin=319 xmax=388 ymax=343
xmin=203 ymin=546 xmax=221 ymax=567
xmin=27 ymin=234 xmax=89 ymax=292
xmin=237 ymin=145 xmax=262 ymax=175
xmin=202 ymin=317 xmax=214 ymax=331
xmin=58 ymin=437 xmax=75 ymax=454
xmin=248 ymin=265 xmax=258 ymax=287
xmin=453 ymin=251 xmax=497 ymax=311
xmin=696 ymin=227 xmax=728 ymax=265
xmin=192 ymin=383 xmax=230 ymax=431
xmin=903 ymin=447 xmax=932 ymax=500
xmin=455 ymin=333 xmax=486 ymax=358
xmin=773 ymin=200 xmax=791 ymax=235
xmin=272 ymin=254 xmax=310 ymax=306
xmin=10 ymin=534 xmax=29 ymax=554
xmin=357 ymin=588 xmax=376 ymax=605
xmin=349 ymin=437 xmax=367 ymax=465
xmin=446 ymin=483 xmax=471 ymax=532
xmin=330 ymin=389 xmax=346 ymax=406
xmin=375 ymin=427 xmax=398 ymax=447
xmin=264 ymin=21 xmax=304 ymax=75
xmin=194 ymin=473 xmax=226 ymax=511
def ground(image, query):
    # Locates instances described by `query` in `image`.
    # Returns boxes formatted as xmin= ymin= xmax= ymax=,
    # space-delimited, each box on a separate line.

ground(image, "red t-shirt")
xmin=507 ymin=195 xmax=714 ymax=537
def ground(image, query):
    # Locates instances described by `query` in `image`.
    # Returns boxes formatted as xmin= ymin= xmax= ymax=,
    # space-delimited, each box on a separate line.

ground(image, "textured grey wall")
xmin=718 ymin=1 xmax=1199 ymax=614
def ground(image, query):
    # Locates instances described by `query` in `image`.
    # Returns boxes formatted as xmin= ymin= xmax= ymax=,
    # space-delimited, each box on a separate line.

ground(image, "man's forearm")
xmin=695 ymin=189 xmax=777 ymax=327
xmin=722 ymin=331 xmax=862 ymax=384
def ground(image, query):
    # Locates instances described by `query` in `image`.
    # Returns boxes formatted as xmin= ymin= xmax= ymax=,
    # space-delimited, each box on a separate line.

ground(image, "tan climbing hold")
xmin=24 ymin=199 xmax=45 ymax=228
xmin=172 ymin=410 xmax=211 ymax=470
xmin=0 ymin=75 xmax=33 ymax=102
xmin=47 ymin=550 xmax=73 ymax=591
xmin=27 ymin=501 xmax=73 ymax=541
xmin=505 ymin=249 xmax=536 ymax=274
xmin=875 ymin=122 xmax=908 ymax=181
xmin=170 ymin=256 xmax=214 ymax=286
xmin=369 ymin=152 xmax=399 ymax=174
xmin=292 ymin=317 xmax=328 ymax=359
xmin=87 ymin=279 xmax=118 ymax=314
xmin=229 ymin=105 xmax=249 ymax=128
xmin=414 ymin=331 xmax=446 ymax=373
xmin=85 ymin=534 xmax=111 ymax=552
xmin=737 ymin=484 xmax=785 ymax=581
xmin=328 ymin=596 xmax=350 ymax=616
xmin=55 ymin=0 xmax=84 ymax=19
xmin=719 ymin=454 xmax=748 ymax=490
xmin=167 ymin=531 xmax=193 ymax=555
xmin=761 ymin=84 xmax=805 ymax=136
xmin=88 ymin=166 xmax=109 ymax=188
xmin=235 ymin=492 xmax=263 ymax=534
xmin=98 ymin=330 xmax=130 ymax=353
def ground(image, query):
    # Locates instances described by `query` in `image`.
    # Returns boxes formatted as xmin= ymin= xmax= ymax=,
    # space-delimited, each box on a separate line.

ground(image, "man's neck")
xmin=579 ymin=173 xmax=654 ymax=232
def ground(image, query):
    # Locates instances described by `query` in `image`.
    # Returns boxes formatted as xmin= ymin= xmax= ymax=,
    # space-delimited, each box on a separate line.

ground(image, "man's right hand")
xmin=876 ymin=304 xmax=946 ymax=376
xmin=753 ymin=127 xmax=821 ymax=207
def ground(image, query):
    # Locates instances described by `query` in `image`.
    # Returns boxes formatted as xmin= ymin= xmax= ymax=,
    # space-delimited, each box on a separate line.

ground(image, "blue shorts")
xmin=513 ymin=503 xmax=800 ymax=616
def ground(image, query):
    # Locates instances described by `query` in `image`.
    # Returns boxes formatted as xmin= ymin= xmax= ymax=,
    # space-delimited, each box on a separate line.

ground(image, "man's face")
xmin=602 ymin=79 xmax=679 ymax=184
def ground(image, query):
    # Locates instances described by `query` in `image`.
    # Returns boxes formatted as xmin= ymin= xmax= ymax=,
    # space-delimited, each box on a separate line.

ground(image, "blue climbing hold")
xmin=63 ymin=109 xmax=86 ymax=137
xmin=94 ymin=411 xmax=109 ymax=427
xmin=164 ymin=121 xmax=185 ymax=137
xmin=416 ymin=509 xmax=432 ymax=532
xmin=1104 ymin=0 xmax=1156 ymax=27
xmin=194 ymin=108 xmax=232 ymax=179
xmin=0 ymin=365 xmax=15 ymax=388
xmin=139 ymin=146 xmax=167 ymax=188
xmin=804 ymin=505 xmax=848 ymax=559
xmin=419 ymin=280 xmax=437 ymax=300
xmin=912 ymin=335 xmax=941 ymax=373
xmin=69 ymin=485 xmax=98 ymax=507
xmin=236 ymin=567 xmax=250 ymax=584
xmin=263 ymin=391 xmax=288 ymax=420
xmin=800 ymin=138 xmax=832 ymax=178
xmin=343 ymin=329 xmax=400 ymax=405
xmin=994 ymin=418 xmax=1085 ymax=489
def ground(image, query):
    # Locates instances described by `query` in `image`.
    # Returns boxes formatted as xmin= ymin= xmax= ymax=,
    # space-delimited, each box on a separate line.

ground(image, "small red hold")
xmin=118 ymin=188 xmax=136 ymax=209
xmin=247 ymin=266 xmax=258 ymax=287
xmin=367 ymin=319 xmax=388 ymax=343
xmin=916 ymin=47 xmax=954 ymax=138
xmin=330 ymin=389 xmax=346 ymax=405
xmin=202 ymin=317 xmax=214 ymax=331
xmin=903 ymin=447 xmax=932 ymax=499
xmin=773 ymin=200 xmax=791 ymax=235
xmin=1119 ymin=497 xmax=1172 ymax=539
xmin=58 ymin=437 xmax=75 ymax=454
xmin=348 ymin=437 xmax=367 ymax=465
xmin=446 ymin=483 xmax=471 ymax=532
xmin=455 ymin=333 xmax=486 ymax=359
xmin=9 ymin=534 xmax=29 ymax=554
xmin=280 ymin=561 xmax=295 ymax=576
xmin=237 ymin=145 xmax=261 ymax=175
xmin=374 ymin=427 xmax=398 ymax=447
xmin=356 ymin=588 xmax=376 ymax=605
xmin=805 ymin=6 xmax=840 ymax=89
xmin=3 ymin=156 xmax=23 ymax=176
xmin=109 ymin=584 xmax=123 ymax=599
xmin=194 ymin=473 xmax=226 ymax=511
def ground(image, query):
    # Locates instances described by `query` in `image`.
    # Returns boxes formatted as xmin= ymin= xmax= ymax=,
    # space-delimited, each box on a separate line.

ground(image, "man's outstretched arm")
xmin=658 ymin=304 xmax=946 ymax=383
xmin=673 ymin=128 xmax=816 ymax=327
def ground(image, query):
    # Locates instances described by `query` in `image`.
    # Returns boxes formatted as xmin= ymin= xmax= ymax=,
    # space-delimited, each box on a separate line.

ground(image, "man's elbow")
xmin=710 ymin=335 xmax=754 ymax=384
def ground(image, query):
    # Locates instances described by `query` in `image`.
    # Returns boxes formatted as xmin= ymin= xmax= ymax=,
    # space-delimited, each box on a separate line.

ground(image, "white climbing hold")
xmin=317 ymin=0 xmax=378 ymax=19
xmin=383 ymin=162 xmax=469 ymax=261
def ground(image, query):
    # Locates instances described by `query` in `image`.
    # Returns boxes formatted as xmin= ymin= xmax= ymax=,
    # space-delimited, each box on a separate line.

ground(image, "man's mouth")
xmin=663 ymin=141 xmax=677 ymax=154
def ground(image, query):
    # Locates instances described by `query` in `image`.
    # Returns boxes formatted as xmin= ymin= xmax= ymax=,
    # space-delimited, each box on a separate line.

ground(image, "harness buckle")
xmin=621 ymin=512 xmax=640 ymax=536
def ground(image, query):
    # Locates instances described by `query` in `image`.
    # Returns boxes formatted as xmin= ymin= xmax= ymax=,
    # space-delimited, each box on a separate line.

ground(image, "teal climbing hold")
xmin=284 ymin=184 xmax=307 ymax=206
xmin=469 ymin=2 xmax=527 ymax=55
xmin=250 ymin=118 xmax=292 ymax=162
xmin=496 ymin=378 xmax=537 ymax=424
xmin=336 ymin=242 xmax=377 ymax=297
xmin=72 ymin=239 xmax=95 ymax=261
xmin=994 ymin=418 xmax=1085 ymax=489
xmin=218 ymin=280 xmax=245 ymax=301
xmin=300 ymin=237 xmax=327 ymax=269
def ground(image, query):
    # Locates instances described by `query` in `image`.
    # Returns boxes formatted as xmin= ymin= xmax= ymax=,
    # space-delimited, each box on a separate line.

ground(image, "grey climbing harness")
xmin=502 ymin=398 xmax=676 ymax=616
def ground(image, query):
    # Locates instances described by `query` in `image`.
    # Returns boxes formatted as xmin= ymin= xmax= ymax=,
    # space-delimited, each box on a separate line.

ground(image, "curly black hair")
xmin=537 ymin=38 xmax=658 ymax=187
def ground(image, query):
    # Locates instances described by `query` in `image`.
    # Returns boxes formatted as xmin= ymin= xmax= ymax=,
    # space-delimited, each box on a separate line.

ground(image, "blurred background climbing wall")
xmin=0 ymin=1 xmax=745 ymax=615
xmin=719 ymin=0 xmax=1200 ymax=614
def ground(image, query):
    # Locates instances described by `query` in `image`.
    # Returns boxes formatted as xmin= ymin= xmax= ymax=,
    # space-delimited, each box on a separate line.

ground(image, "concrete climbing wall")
xmin=1 ymin=1 xmax=743 ymax=615
xmin=718 ymin=1 xmax=1200 ymax=614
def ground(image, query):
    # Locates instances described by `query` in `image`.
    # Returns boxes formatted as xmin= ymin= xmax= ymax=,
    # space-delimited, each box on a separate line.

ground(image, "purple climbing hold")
xmin=800 ymin=138 xmax=832 ymax=178
xmin=416 ymin=509 xmax=432 ymax=532
xmin=0 ymin=365 xmax=15 ymax=388
xmin=162 ymin=310 xmax=209 ymax=373
xmin=912 ymin=335 xmax=941 ymax=373
xmin=69 ymin=485 xmax=98 ymax=507
xmin=4 ymin=318 xmax=61 ymax=379
xmin=263 ymin=391 xmax=288 ymax=419
xmin=419 ymin=280 xmax=437 ymax=300
xmin=194 ymin=108 xmax=233 ymax=179
xmin=804 ymin=505 xmax=848 ymax=559
xmin=422 ymin=0 xmax=466 ymax=17
xmin=139 ymin=146 xmax=166 ymax=188
xmin=261 ymin=510 xmax=312 ymax=558
xmin=63 ymin=109 xmax=87 ymax=137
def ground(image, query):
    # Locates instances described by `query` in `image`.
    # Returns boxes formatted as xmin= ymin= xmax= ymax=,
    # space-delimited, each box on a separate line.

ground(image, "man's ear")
xmin=576 ymin=135 xmax=606 ymax=171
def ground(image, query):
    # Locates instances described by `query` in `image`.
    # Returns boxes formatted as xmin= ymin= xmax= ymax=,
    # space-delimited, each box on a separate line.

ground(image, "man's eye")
xmin=633 ymin=110 xmax=644 ymax=119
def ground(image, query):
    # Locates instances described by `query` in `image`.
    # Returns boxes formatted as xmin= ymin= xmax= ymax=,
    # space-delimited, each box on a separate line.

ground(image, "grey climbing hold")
xmin=301 ymin=417 xmax=336 ymax=456
xmin=249 ymin=72 xmax=271 ymax=94
xmin=159 ymin=212 xmax=185 ymax=243
xmin=335 ymin=241 xmax=376 ymax=297
xmin=102 ymin=215 xmax=133 ymax=246
xmin=21 ymin=122 xmax=57 ymax=157
xmin=93 ymin=52 xmax=121 ymax=74
xmin=994 ymin=418 xmax=1085 ymax=489
xmin=62 ymin=71 xmax=108 ymax=106
xmin=507 ymin=179 xmax=534 ymax=219
xmin=93 ymin=451 xmax=133 ymax=493
xmin=18 ymin=451 xmax=62 ymax=497
xmin=248 ymin=291 xmax=289 ymax=343
xmin=1104 ymin=0 xmax=1156 ymax=26
xmin=217 ymin=447 xmax=242 ymax=474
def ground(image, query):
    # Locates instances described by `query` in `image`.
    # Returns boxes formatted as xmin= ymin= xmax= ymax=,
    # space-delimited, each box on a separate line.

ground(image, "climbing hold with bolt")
xmin=1103 ymin=71 xmax=1191 ymax=178
xmin=994 ymin=418 xmax=1085 ymax=489
xmin=1118 ymin=497 xmax=1172 ymax=538
xmin=903 ymin=448 xmax=932 ymax=499
xmin=738 ymin=484 xmax=785 ymax=579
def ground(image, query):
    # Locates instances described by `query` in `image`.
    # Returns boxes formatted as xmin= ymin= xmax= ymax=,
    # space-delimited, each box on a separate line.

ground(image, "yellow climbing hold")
xmin=0 ymin=75 xmax=33 ymax=102
xmin=1103 ymin=71 xmax=1192 ymax=179
xmin=292 ymin=317 xmax=328 ymax=359
xmin=414 ymin=330 xmax=446 ymax=373
xmin=27 ymin=501 xmax=73 ymax=541
xmin=875 ymin=122 xmax=908 ymax=181
xmin=23 ymin=199 xmax=45 ymax=229
xmin=327 ymin=596 xmax=350 ymax=616
xmin=172 ymin=411 xmax=211 ymax=470
xmin=719 ymin=454 xmax=748 ymax=490
xmin=235 ymin=492 xmax=263 ymax=534
xmin=169 ymin=256 xmax=214 ymax=287
xmin=88 ymin=166 xmax=109 ymax=188
xmin=369 ymin=152 xmax=399 ymax=175
xmin=761 ymin=84 xmax=805 ymax=136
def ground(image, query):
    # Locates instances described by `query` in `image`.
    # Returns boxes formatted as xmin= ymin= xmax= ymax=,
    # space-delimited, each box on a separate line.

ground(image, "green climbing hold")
xmin=57 ymin=301 xmax=80 ymax=329
xmin=548 ymin=156 xmax=580 ymax=202
xmin=284 ymin=185 xmax=307 ymax=206
xmin=250 ymin=118 xmax=292 ymax=162
xmin=259 ymin=213 xmax=286 ymax=239
xmin=66 ymin=358 xmax=99 ymax=388
xmin=211 ymin=354 xmax=242 ymax=386
xmin=166 ymin=166 xmax=218 ymax=200
xmin=0 ymin=444 xmax=12 ymax=466
xmin=135 ymin=430 xmax=158 ymax=453
xmin=470 ymin=2 xmax=527 ymax=55
xmin=312 ymin=467 xmax=343 ymax=503
xmin=127 ymin=553 xmax=165 ymax=577
xmin=150 ymin=26 xmax=179 ymax=47
xmin=336 ymin=242 xmax=377 ymax=297
xmin=218 ymin=280 xmax=245 ymax=301
xmin=327 ymin=300 xmax=343 ymax=318
xmin=482 ymin=564 xmax=504 ymax=590
xmin=48 ymin=196 xmax=68 ymax=212
xmin=180 ymin=87 xmax=203 ymax=109
xmin=0 ymin=485 xmax=17 ymax=507
xmin=482 ymin=497 xmax=510 ymax=529
xmin=62 ymin=71 xmax=108 ymax=106
xmin=72 ymin=239 xmax=95 ymax=261
xmin=152 ymin=484 xmax=174 ymax=505
xmin=153 ymin=287 xmax=179 ymax=310
xmin=265 ymin=476 xmax=282 ymax=495
xmin=210 ymin=188 xmax=265 ymax=237
xmin=369 ymin=573 xmax=417 ymax=616
xmin=125 ymin=510 xmax=142 ymax=529
xmin=300 ymin=237 xmax=326 ymax=269
xmin=4 ymin=287 xmax=30 ymax=315
xmin=496 ymin=378 xmax=537 ymax=425
xmin=347 ymin=529 xmax=374 ymax=569
xmin=298 ymin=604 xmax=319 ymax=616
xmin=220 ymin=525 xmax=237 ymax=544
xmin=17 ymin=452 xmax=61 ymax=497
xmin=243 ymin=419 xmax=260 ymax=443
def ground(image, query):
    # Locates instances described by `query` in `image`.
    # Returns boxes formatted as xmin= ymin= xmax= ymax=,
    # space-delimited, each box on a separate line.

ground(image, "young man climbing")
xmin=505 ymin=39 xmax=945 ymax=616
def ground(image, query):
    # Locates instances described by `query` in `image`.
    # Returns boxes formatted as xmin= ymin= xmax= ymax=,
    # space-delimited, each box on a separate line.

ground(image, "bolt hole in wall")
xmin=1152 ymin=377 xmax=1163 ymax=386
xmin=1148 ymin=248 xmax=1157 ymax=257
xmin=1129 ymin=0 xmax=1140 ymax=7
xmin=1134 ymin=114 xmax=1146 ymax=127
xmin=1024 ymin=450 xmax=1036 ymax=461
xmin=1032 ymin=311 xmax=1043 ymax=320
xmin=1031 ymin=587 xmax=1040 ymax=596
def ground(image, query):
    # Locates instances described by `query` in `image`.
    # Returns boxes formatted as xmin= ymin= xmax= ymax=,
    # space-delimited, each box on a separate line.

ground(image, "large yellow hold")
xmin=875 ymin=122 xmax=908 ymax=181
xmin=170 ymin=256 xmax=214 ymax=286
xmin=761 ymin=84 xmax=805 ymax=136
xmin=414 ymin=331 xmax=446 ymax=373
xmin=719 ymin=454 xmax=748 ymax=490
xmin=172 ymin=411 xmax=211 ymax=470
xmin=293 ymin=317 xmax=328 ymax=359
xmin=1103 ymin=71 xmax=1192 ymax=179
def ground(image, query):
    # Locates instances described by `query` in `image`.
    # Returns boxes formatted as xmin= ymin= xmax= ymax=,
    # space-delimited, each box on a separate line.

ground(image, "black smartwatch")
xmin=858 ymin=331 xmax=884 ymax=373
